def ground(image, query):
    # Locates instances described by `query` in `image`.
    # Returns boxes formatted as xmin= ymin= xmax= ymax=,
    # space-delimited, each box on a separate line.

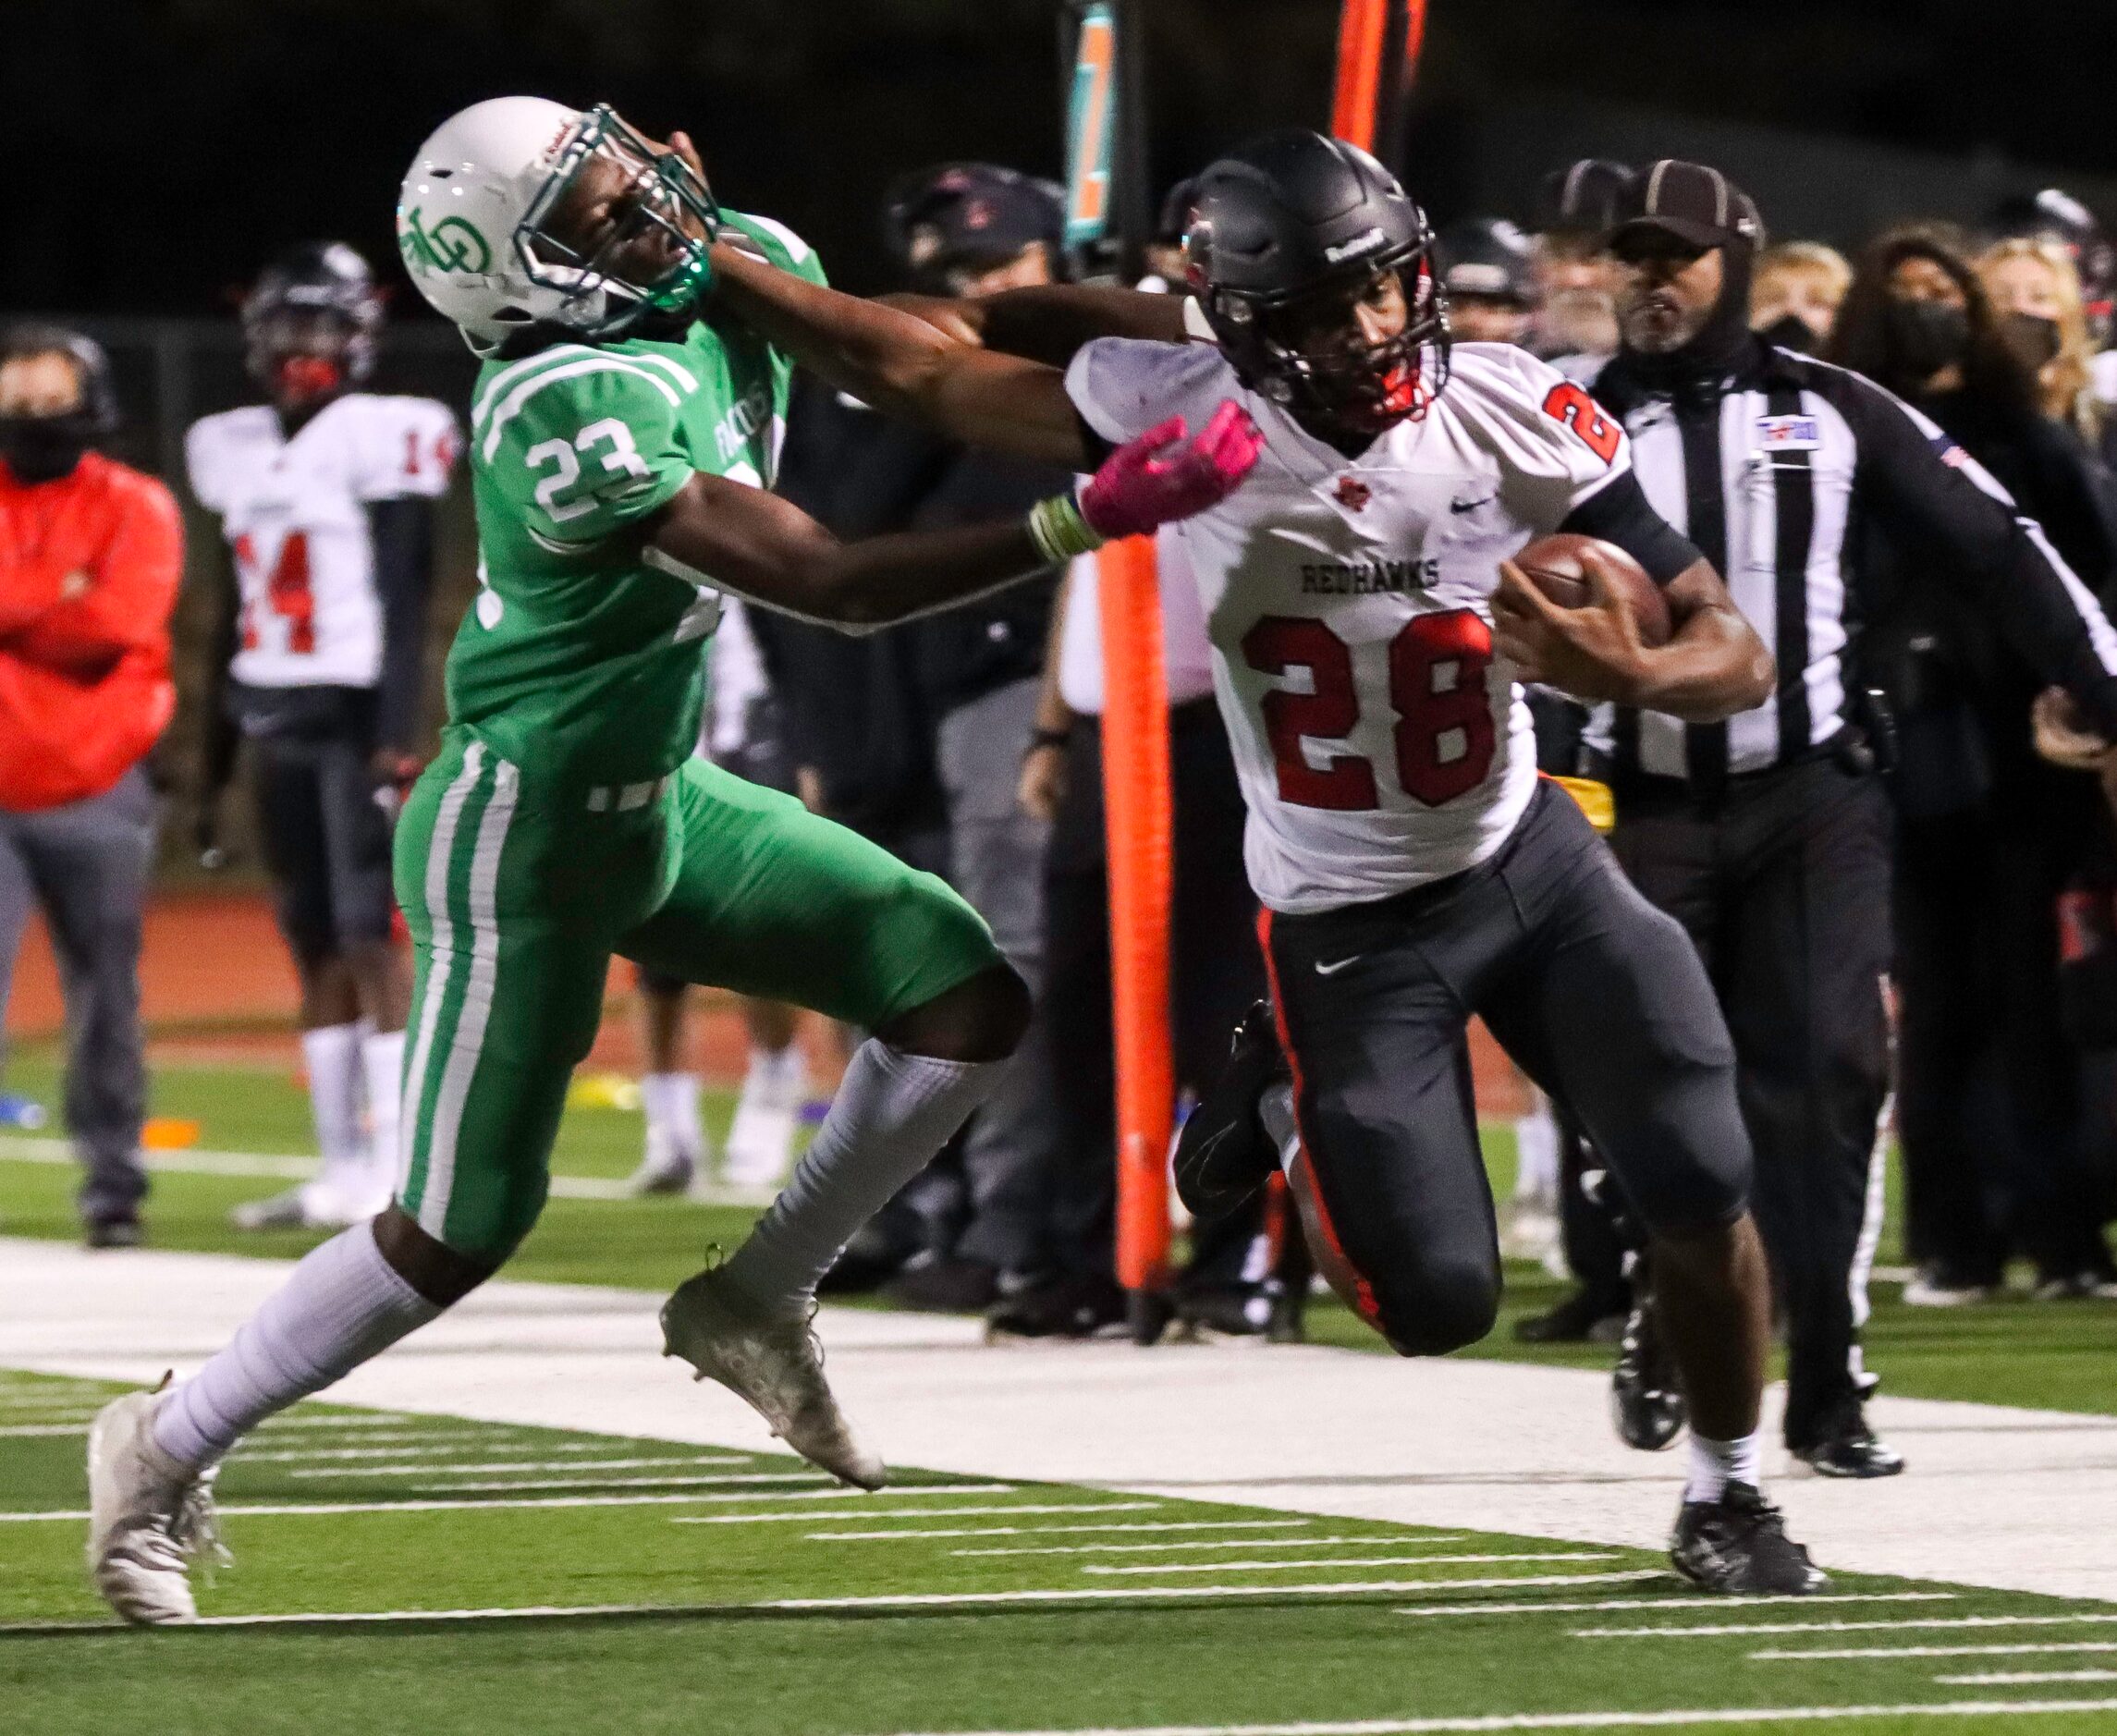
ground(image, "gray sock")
xmin=717 ymin=1041 xmax=998 ymax=1316
xmin=152 ymin=1221 xmax=441 ymax=1469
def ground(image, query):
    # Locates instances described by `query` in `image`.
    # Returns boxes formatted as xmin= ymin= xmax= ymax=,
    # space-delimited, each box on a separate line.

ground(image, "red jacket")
xmin=0 ymin=452 xmax=181 ymax=812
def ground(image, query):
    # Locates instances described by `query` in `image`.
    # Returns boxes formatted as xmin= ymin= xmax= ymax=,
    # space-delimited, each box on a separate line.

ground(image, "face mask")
xmin=1883 ymin=297 xmax=1969 ymax=383
xmin=1758 ymin=312 xmax=1818 ymax=354
xmin=2000 ymin=312 xmax=2062 ymax=372
xmin=0 ymin=415 xmax=91 ymax=483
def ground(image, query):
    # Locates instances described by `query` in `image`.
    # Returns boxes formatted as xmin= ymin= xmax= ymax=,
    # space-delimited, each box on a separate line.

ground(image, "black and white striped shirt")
xmin=1582 ymin=341 xmax=2117 ymax=783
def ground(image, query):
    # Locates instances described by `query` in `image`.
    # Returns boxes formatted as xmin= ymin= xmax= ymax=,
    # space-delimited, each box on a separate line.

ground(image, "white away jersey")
xmin=186 ymin=393 xmax=457 ymax=690
xmin=1066 ymin=339 xmax=1631 ymax=913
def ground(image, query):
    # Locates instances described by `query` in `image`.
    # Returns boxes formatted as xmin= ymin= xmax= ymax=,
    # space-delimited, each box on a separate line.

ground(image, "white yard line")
xmin=1398 ymin=1595 xmax=1960 ymax=1620
xmin=232 ymin=1442 xmax=658 ymax=1463
xmin=676 ymin=1502 xmax=1156 ymax=1526
xmin=1576 ymin=1615 xmax=2117 ymax=1640
xmin=382 ymin=1472 xmax=887 ymax=1494
xmin=2 ymin=1490 xmax=1044 ymax=1524
xmin=764 ymin=1572 xmax=1663 ymax=1610
xmin=5 ymin=1236 xmax=2113 ymax=1601
xmin=870 ymin=1705 xmax=2117 ymax=1736
xmin=1754 ymin=1644 xmax=2117 ymax=1661
xmin=1083 ymin=1552 xmax=1617 ymax=1575
xmin=953 ymin=1534 xmax=1450 ymax=1558
xmin=1934 ymin=1671 xmax=2117 ymax=1686
xmin=283 ymin=1455 xmax=755 ymax=1478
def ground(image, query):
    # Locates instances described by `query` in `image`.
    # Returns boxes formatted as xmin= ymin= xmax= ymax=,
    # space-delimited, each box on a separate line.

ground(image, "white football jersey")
xmin=186 ymin=393 xmax=458 ymax=690
xmin=1066 ymin=339 xmax=1632 ymax=913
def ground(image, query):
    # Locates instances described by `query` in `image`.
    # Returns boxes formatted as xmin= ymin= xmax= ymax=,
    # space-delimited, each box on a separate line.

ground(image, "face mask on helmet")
xmin=515 ymin=106 xmax=723 ymax=339
xmin=247 ymin=307 xmax=362 ymax=407
xmin=1213 ymin=251 xmax=1450 ymax=438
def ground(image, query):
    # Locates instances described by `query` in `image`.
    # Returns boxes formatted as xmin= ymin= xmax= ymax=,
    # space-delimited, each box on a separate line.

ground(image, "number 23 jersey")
xmin=1066 ymin=338 xmax=1633 ymax=915
xmin=186 ymin=394 xmax=458 ymax=691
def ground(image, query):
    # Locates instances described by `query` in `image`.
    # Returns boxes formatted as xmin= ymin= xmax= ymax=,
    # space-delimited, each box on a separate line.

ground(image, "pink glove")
xmin=1080 ymin=399 xmax=1264 ymax=540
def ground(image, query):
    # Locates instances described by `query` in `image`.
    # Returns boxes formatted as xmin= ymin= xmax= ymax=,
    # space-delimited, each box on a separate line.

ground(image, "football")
xmin=1512 ymin=532 xmax=1673 ymax=648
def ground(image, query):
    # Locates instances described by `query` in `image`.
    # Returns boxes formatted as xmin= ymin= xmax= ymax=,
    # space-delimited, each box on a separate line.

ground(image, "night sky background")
xmin=7 ymin=0 xmax=2114 ymax=312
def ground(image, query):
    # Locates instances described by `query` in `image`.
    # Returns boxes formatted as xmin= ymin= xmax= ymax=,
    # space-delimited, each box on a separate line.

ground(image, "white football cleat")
xmin=85 ymin=1388 xmax=226 ymax=1626
xmin=626 ymin=1125 xmax=704 ymax=1197
xmin=660 ymin=1267 xmax=885 ymax=1491
xmin=229 ymin=1176 xmax=388 ymax=1231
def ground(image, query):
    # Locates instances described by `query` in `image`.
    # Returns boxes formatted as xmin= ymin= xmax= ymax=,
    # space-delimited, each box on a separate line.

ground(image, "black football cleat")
xmin=1792 ymin=1400 xmax=1905 ymax=1480
xmin=1515 ymin=1285 xmax=1628 ymax=1345
xmin=1172 ymin=1002 xmax=1290 ymax=1217
xmin=1611 ymin=1271 xmax=1686 ymax=1451
xmin=1670 ymin=1481 xmax=1828 ymax=1595
xmin=985 ymin=1273 xmax=1128 ymax=1341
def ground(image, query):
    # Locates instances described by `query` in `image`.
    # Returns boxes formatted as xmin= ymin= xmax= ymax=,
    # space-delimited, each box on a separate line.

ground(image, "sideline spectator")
xmin=998 ymin=531 xmax=1274 ymax=1339
xmin=1750 ymin=241 xmax=1852 ymax=353
xmin=1837 ymin=227 xmax=2117 ymax=1302
xmin=1436 ymin=218 xmax=1539 ymax=347
xmin=0 ymin=324 xmax=181 ymax=1248
xmin=1528 ymin=159 xmax=1633 ymax=366
xmin=1979 ymin=237 xmax=2109 ymax=455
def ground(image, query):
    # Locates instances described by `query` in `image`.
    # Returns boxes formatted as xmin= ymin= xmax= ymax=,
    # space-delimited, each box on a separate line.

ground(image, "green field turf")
xmin=0 ymin=1052 xmax=2111 ymax=1416
xmin=5 ymin=1369 xmax=2115 ymax=1736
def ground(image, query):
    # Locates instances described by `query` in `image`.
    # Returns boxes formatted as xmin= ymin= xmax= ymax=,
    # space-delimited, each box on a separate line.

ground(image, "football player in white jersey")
xmin=700 ymin=126 xmax=1830 ymax=1594
xmin=188 ymin=243 xmax=458 ymax=1229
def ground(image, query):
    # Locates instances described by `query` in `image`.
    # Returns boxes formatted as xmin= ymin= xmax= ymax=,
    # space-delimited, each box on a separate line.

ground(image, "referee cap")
xmin=1609 ymin=161 xmax=1764 ymax=251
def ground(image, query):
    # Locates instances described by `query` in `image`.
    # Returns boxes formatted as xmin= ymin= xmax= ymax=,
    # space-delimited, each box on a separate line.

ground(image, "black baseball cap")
xmin=1608 ymin=160 xmax=1764 ymax=252
xmin=1436 ymin=218 xmax=1536 ymax=304
xmin=884 ymin=163 xmax=1065 ymax=276
xmin=1534 ymin=159 xmax=1635 ymax=237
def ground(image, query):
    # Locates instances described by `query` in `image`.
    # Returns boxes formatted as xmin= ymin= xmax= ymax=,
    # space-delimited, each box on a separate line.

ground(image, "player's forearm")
xmin=1631 ymin=600 xmax=1775 ymax=724
xmin=648 ymin=475 xmax=1055 ymax=634
xmin=709 ymin=245 xmax=1088 ymax=469
xmin=959 ymin=286 xmax=1189 ymax=366
xmin=712 ymin=242 xmax=955 ymax=421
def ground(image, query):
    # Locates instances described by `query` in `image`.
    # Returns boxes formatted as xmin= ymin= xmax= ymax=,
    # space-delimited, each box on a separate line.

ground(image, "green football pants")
xmin=390 ymin=730 xmax=998 ymax=1261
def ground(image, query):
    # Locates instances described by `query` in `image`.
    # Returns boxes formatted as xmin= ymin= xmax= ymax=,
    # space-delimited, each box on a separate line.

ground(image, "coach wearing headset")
xmin=0 ymin=324 xmax=182 ymax=1249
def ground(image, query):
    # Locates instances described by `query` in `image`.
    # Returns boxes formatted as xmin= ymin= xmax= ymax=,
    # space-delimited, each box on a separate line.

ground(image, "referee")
xmin=1578 ymin=162 xmax=2117 ymax=1477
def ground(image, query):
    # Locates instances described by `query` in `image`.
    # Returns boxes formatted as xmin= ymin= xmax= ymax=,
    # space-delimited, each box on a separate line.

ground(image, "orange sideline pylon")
xmin=1097 ymin=533 xmax=1176 ymax=1309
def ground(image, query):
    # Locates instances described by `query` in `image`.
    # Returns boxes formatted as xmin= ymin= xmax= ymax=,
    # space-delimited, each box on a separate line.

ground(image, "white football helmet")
xmin=397 ymin=97 xmax=719 ymax=353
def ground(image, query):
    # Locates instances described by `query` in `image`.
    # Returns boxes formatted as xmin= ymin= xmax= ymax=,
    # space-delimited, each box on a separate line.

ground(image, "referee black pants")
xmin=1611 ymin=758 xmax=1892 ymax=1449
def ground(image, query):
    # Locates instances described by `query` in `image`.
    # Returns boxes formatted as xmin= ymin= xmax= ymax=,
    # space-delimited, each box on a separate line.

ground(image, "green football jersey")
xmin=451 ymin=214 xmax=825 ymax=788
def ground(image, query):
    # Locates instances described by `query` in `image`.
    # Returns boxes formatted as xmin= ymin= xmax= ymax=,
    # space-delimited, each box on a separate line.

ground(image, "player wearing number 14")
xmin=704 ymin=128 xmax=1825 ymax=1596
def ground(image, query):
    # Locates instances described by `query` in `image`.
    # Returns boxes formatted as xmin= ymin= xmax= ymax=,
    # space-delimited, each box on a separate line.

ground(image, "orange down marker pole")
xmin=1332 ymin=0 xmax=1426 ymax=156
xmin=1098 ymin=533 xmax=1176 ymax=1326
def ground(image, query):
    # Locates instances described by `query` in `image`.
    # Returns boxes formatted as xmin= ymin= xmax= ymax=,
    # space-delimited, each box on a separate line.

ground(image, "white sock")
xmin=1685 ymin=1429 xmax=1763 ymax=1504
xmin=152 ymin=1221 xmax=440 ymax=1469
xmin=361 ymin=1029 xmax=406 ymax=1195
xmin=717 ymin=1041 xmax=997 ymax=1315
xmin=1259 ymin=1081 xmax=1302 ymax=1172
xmin=641 ymin=1072 xmax=705 ymax=1157
xmin=301 ymin=1023 xmax=366 ymax=1192
xmin=747 ymin=1043 xmax=805 ymax=1098
xmin=1513 ymin=1094 xmax=1560 ymax=1203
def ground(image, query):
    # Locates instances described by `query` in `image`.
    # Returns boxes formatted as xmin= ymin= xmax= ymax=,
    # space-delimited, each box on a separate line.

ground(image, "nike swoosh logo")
xmin=1450 ymin=495 xmax=1497 ymax=515
xmin=1315 ymin=955 xmax=1363 ymax=977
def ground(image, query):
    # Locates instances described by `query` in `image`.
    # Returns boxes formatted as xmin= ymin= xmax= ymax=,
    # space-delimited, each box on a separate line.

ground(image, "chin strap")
xmin=275 ymin=356 xmax=345 ymax=403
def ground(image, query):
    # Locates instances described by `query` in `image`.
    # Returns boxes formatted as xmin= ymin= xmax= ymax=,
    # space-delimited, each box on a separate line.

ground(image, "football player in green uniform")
xmin=85 ymin=96 xmax=1261 ymax=1624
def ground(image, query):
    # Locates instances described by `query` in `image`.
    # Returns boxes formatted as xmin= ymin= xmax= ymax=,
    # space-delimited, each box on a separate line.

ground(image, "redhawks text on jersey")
xmin=1066 ymin=338 xmax=1629 ymax=914
xmin=186 ymin=394 xmax=457 ymax=690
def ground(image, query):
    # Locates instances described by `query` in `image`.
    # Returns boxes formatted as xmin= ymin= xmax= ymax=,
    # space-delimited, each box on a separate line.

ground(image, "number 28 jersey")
xmin=1066 ymin=338 xmax=1633 ymax=915
xmin=186 ymin=394 xmax=458 ymax=691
